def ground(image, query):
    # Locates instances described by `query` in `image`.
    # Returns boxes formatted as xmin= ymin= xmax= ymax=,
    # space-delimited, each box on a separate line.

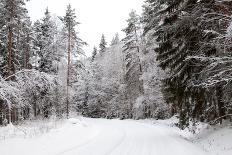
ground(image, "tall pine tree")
xmin=122 ymin=10 xmax=144 ymax=118
xmin=61 ymin=4 xmax=85 ymax=118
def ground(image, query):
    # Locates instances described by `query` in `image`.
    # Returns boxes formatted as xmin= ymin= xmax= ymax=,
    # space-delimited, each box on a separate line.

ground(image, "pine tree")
xmin=99 ymin=34 xmax=107 ymax=54
xmin=0 ymin=0 xmax=34 ymax=123
xmin=61 ymin=4 xmax=85 ymax=118
xmin=0 ymin=0 xmax=7 ymax=77
xmin=188 ymin=0 xmax=232 ymax=125
xmin=122 ymin=10 xmax=144 ymax=118
xmin=142 ymin=0 xmax=162 ymax=35
xmin=21 ymin=17 xmax=33 ymax=69
xmin=122 ymin=10 xmax=142 ymax=73
xmin=36 ymin=8 xmax=55 ymax=73
xmin=0 ymin=0 xmax=29 ymax=79
xmin=137 ymin=0 xmax=171 ymax=119
xmin=111 ymin=33 xmax=120 ymax=46
xmin=31 ymin=20 xmax=42 ymax=69
xmin=92 ymin=46 xmax=97 ymax=62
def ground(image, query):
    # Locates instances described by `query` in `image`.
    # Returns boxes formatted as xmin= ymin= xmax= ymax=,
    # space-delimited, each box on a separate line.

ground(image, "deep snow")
xmin=0 ymin=117 xmax=231 ymax=155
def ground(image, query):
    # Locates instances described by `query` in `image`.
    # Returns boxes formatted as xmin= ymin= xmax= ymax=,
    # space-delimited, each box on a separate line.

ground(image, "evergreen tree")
xmin=142 ymin=0 xmax=161 ymax=35
xmin=61 ymin=4 xmax=85 ymax=118
xmin=36 ymin=8 xmax=55 ymax=73
xmin=32 ymin=15 xmax=63 ymax=74
xmin=99 ymin=34 xmax=107 ymax=54
xmin=91 ymin=46 xmax=97 ymax=62
xmin=188 ymin=0 xmax=232 ymax=125
xmin=153 ymin=0 xmax=203 ymax=128
xmin=0 ymin=0 xmax=7 ymax=77
xmin=31 ymin=20 xmax=43 ymax=69
xmin=143 ymin=0 xmax=232 ymax=128
xmin=122 ymin=10 xmax=144 ymax=118
xmin=0 ymin=0 xmax=30 ymax=78
xmin=111 ymin=33 xmax=120 ymax=46
xmin=20 ymin=17 xmax=33 ymax=69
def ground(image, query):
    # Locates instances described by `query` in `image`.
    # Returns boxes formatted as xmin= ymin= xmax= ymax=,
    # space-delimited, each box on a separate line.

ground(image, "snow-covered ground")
xmin=0 ymin=117 xmax=231 ymax=155
xmin=193 ymin=123 xmax=232 ymax=155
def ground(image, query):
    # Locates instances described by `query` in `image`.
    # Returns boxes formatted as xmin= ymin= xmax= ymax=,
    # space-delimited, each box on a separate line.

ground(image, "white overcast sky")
xmin=26 ymin=0 xmax=144 ymax=56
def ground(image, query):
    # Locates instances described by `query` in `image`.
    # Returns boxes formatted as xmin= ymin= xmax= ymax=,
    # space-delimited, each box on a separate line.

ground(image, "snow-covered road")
xmin=0 ymin=118 xmax=211 ymax=155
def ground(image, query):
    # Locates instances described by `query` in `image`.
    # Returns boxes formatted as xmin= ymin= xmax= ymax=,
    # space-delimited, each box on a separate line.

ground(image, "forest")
xmin=1 ymin=0 xmax=232 ymax=131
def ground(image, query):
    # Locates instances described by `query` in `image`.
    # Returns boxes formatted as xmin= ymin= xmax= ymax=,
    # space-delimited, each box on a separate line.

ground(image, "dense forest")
xmin=1 ymin=0 xmax=232 ymax=129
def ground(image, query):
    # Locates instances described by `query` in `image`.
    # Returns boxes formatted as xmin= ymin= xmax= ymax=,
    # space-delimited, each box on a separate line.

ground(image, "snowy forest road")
xmin=53 ymin=118 xmax=210 ymax=155
xmin=0 ymin=118 xmax=211 ymax=155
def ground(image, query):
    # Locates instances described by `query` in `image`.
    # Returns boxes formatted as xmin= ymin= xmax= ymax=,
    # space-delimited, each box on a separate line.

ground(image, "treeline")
xmin=76 ymin=0 xmax=232 ymax=128
xmin=0 ymin=0 xmax=84 ymax=125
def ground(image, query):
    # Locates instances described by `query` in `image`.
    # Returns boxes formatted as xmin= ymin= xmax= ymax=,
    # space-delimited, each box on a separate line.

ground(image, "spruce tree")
xmin=92 ymin=46 xmax=97 ymax=62
xmin=38 ymin=8 xmax=55 ymax=73
xmin=111 ymin=33 xmax=120 ymax=46
xmin=144 ymin=0 xmax=232 ymax=128
xmin=142 ymin=0 xmax=162 ymax=35
xmin=31 ymin=20 xmax=43 ymax=69
xmin=99 ymin=34 xmax=107 ymax=54
xmin=153 ymin=0 xmax=209 ymax=128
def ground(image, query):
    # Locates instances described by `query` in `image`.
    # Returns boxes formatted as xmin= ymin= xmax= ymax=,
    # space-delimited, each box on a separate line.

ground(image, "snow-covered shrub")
xmin=0 ymin=70 xmax=63 ymax=125
xmin=0 ymin=75 xmax=22 ymax=125
xmin=0 ymin=76 xmax=22 ymax=109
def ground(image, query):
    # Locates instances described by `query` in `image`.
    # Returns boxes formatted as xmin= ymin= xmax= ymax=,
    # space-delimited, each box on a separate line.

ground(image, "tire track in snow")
xmin=103 ymin=127 xmax=127 ymax=155
xmin=56 ymin=122 xmax=126 ymax=155
xmin=55 ymin=128 xmax=101 ymax=155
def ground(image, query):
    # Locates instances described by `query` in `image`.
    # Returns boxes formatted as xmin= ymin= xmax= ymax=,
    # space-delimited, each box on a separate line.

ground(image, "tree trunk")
xmin=216 ymin=85 xmax=225 ymax=124
xmin=7 ymin=26 xmax=14 ymax=78
xmin=24 ymin=33 xmax=30 ymax=69
xmin=66 ymin=21 xmax=71 ymax=119
xmin=8 ymin=107 xmax=11 ymax=124
xmin=7 ymin=0 xmax=15 ymax=80
xmin=134 ymin=28 xmax=143 ymax=74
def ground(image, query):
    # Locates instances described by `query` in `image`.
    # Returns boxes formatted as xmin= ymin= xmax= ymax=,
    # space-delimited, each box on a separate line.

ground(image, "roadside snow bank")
xmin=140 ymin=117 xmax=232 ymax=155
xmin=192 ymin=122 xmax=232 ymax=155
xmin=0 ymin=119 xmax=64 ymax=140
xmin=0 ymin=117 xmax=99 ymax=155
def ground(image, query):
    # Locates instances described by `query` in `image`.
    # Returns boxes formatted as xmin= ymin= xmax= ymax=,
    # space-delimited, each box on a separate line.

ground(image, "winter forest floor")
xmin=0 ymin=117 xmax=231 ymax=155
